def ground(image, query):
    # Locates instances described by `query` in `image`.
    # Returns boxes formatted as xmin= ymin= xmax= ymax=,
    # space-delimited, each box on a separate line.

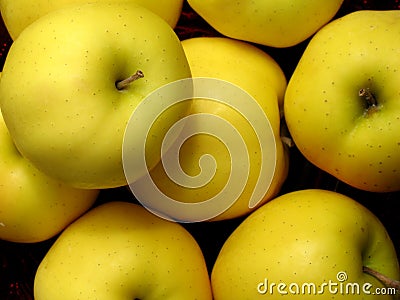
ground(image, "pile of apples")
xmin=0 ymin=0 xmax=399 ymax=299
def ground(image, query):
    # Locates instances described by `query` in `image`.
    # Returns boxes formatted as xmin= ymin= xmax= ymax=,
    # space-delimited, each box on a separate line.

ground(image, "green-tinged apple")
xmin=284 ymin=10 xmax=400 ymax=192
xmin=187 ymin=0 xmax=344 ymax=48
xmin=34 ymin=201 xmax=213 ymax=300
xmin=147 ymin=36 xmax=288 ymax=221
xmin=211 ymin=189 xmax=400 ymax=299
xmin=0 ymin=73 xmax=98 ymax=242
xmin=0 ymin=1 xmax=191 ymax=189
xmin=0 ymin=0 xmax=184 ymax=40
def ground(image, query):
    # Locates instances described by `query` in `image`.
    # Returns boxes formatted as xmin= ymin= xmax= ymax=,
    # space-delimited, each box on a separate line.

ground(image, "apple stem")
xmin=280 ymin=121 xmax=294 ymax=148
xmin=281 ymin=136 xmax=294 ymax=148
xmin=359 ymin=88 xmax=377 ymax=108
xmin=116 ymin=70 xmax=144 ymax=90
xmin=363 ymin=266 xmax=400 ymax=292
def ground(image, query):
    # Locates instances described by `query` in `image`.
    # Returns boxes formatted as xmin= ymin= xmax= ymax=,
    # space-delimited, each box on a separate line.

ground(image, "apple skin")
xmin=0 ymin=1 xmax=191 ymax=189
xmin=0 ymin=98 xmax=98 ymax=243
xmin=187 ymin=0 xmax=344 ymax=48
xmin=0 ymin=0 xmax=184 ymax=40
xmin=211 ymin=189 xmax=400 ymax=299
xmin=33 ymin=201 xmax=213 ymax=300
xmin=148 ymin=36 xmax=289 ymax=221
xmin=284 ymin=10 xmax=400 ymax=192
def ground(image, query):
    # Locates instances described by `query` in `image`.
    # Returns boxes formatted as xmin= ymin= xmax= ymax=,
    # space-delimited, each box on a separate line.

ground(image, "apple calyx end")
xmin=363 ymin=266 xmax=400 ymax=292
xmin=116 ymin=70 xmax=144 ymax=90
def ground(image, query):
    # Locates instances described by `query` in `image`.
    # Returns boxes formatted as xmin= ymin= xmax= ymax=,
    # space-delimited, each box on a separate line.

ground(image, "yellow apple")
xmin=211 ymin=189 xmax=400 ymax=299
xmin=0 ymin=72 xmax=98 ymax=242
xmin=284 ymin=10 xmax=400 ymax=192
xmin=0 ymin=0 xmax=184 ymax=40
xmin=34 ymin=201 xmax=213 ymax=300
xmin=0 ymin=1 xmax=191 ymax=189
xmin=143 ymin=37 xmax=288 ymax=221
xmin=187 ymin=0 xmax=344 ymax=48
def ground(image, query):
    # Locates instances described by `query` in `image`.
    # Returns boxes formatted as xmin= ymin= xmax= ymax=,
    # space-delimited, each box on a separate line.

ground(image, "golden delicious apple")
xmin=34 ymin=201 xmax=213 ymax=300
xmin=0 ymin=1 xmax=191 ymax=189
xmin=0 ymin=100 xmax=98 ymax=243
xmin=144 ymin=37 xmax=288 ymax=221
xmin=284 ymin=10 xmax=400 ymax=192
xmin=0 ymin=0 xmax=184 ymax=40
xmin=211 ymin=189 xmax=400 ymax=299
xmin=187 ymin=0 xmax=344 ymax=48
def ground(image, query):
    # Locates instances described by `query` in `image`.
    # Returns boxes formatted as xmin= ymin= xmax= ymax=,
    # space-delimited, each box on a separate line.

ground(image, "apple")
xmin=0 ymin=1 xmax=192 ymax=189
xmin=211 ymin=189 xmax=400 ymax=299
xmin=33 ymin=201 xmax=213 ymax=300
xmin=140 ymin=36 xmax=289 ymax=222
xmin=284 ymin=10 xmax=400 ymax=192
xmin=187 ymin=0 xmax=344 ymax=48
xmin=0 ymin=77 xmax=98 ymax=242
xmin=0 ymin=0 xmax=184 ymax=40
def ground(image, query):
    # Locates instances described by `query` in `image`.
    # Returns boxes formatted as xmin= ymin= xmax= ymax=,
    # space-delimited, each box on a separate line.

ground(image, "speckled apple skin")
xmin=187 ymin=0 xmax=344 ymax=47
xmin=0 ymin=1 xmax=191 ymax=189
xmin=284 ymin=10 xmax=400 ymax=192
xmin=34 ymin=201 xmax=212 ymax=300
xmin=211 ymin=189 xmax=400 ymax=299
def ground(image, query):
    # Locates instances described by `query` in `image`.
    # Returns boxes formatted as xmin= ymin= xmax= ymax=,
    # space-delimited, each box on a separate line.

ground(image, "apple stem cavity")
xmin=363 ymin=266 xmax=400 ymax=292
xmin=359 ymin=87 xmax=378 ymax=110
xmin=116 ymin=70 xmax=144 ymax=90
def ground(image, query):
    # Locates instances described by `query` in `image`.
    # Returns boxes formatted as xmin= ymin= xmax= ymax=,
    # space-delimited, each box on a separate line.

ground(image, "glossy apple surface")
xmin=284 ymin=10 xmax=400 ymax=192
xmin=0 ymin=1 xmax=191 ymax=189
xmin=187 ymin=0 xmax=344 ymax=47
xmin=0 ymin=0 xmax=184 ymax=40
xmin=147 ymin=36 xmax=288 ymax=221
xmin=0 ymin=101 xmax=98 ymax=243
xmin=34 ymin=201 xmax=213 ymax=300
xmin=211 ymin=189 xmax=400 ymax=299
